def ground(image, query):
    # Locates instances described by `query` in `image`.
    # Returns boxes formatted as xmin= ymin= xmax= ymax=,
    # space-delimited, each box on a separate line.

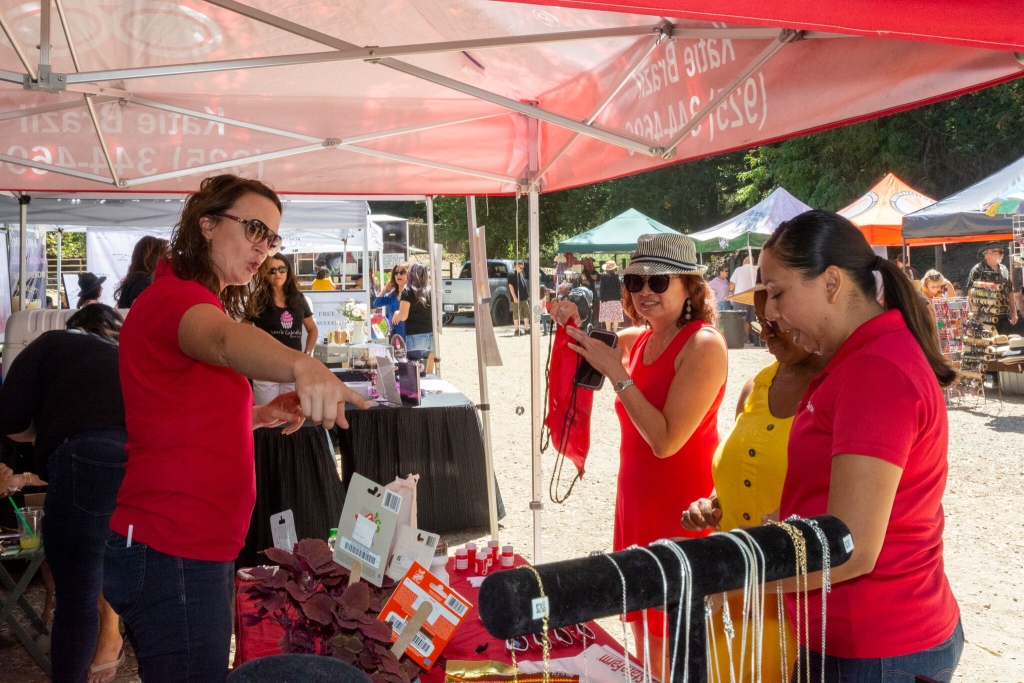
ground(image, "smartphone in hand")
xmin=573 ymin=329 xmax=618 ymax=390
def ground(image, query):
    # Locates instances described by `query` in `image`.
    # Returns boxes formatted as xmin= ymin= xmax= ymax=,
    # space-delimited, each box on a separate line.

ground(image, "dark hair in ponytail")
xmin=762 ymin=210 xmax=956 ymax=387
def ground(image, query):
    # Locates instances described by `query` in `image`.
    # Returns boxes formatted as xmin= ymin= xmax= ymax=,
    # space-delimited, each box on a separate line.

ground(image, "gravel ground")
xmin=4 ymin=320 xmax=1022 ymax=682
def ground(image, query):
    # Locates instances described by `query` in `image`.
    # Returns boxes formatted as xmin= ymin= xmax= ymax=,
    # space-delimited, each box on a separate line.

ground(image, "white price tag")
xmin=532 ymin=596 xmax=550 ymax=620
xmin=353 ymin=514 xmax=377 ymax=548
xmin=270 ymin=510 xmax=297 ymax=551
xmin=843 ymin=534 xmax=854 ymax=553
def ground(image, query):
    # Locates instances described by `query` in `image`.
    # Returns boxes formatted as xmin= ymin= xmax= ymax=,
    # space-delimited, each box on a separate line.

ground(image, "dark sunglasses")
xmin=395 ymin=269 xmax=407 ymax=275
xmin=211 ymin=213 xmax=282 ymax=254
xmin=266 ymin=266 xmax=288 ymax=275
xmin=623 ymin=273 xmax=678 ymax=294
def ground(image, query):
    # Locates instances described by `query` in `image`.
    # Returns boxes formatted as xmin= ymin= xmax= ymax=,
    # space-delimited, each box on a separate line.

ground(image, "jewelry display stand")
xmin=478 ymin=515 xmax=852 ymax=683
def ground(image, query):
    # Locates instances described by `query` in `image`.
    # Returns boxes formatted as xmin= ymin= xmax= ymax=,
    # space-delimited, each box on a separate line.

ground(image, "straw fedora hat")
xmin=622 ymin=233 xmax=707 ymax=276
xmin=602 ymin=260 xmax=617 ymax=272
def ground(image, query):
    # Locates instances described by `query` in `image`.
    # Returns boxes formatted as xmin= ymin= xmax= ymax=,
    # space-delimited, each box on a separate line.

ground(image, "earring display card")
xmin=376 ymin=355 xmax=403 ymax=406
xmin=270 ymin=510 xmax=297 ymax=551
xmin=378 ymin=561 xmax=473 ymax=669
xmin=386 ymin=525 xmax=440 ymax=581
xmin=333 ymin=473 xmax=403 ymax=587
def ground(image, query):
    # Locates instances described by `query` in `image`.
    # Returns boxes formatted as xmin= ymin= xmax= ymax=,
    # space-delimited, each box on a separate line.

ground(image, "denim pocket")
xmin=103 ymin=533 xmax=146 ymax=618
xmin=72 ymin=446 xmax=126 ymax=517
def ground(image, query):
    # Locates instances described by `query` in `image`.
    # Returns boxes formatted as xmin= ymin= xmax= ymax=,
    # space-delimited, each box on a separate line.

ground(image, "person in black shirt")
xmin=114 ymin=236 xmax=169 ymax=308
xmin=598 ymin=260 xmax=624 ymax=332
xmin=967 ymin=242 xmax=1018 ymax=334
xmin=396 ymin=262 xmax=434 ymax=352
xmin=507 ymin=261 xmax=530 ymax=336
xmin=0 ymin=305 xmax=128 ymax=683
xmin=247 ymin=255 xmax=317 ymax=405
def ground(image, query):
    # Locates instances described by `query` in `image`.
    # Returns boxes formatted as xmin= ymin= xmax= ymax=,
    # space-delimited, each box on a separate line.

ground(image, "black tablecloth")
xmin=334 ymin=388 xmax=505 ymax=534
xmin=237 ymin=421 xmax=347 ymax=568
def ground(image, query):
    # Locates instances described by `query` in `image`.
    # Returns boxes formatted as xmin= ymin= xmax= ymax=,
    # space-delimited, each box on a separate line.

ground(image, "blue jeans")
xmin=794 ymin=620 xmax=963 ymax=683
xmin=104 ymin=532 xmax=234 ymax=683
xmin=716 ymin=301 xmax=732 ymax=311
xmin=42 ymin=428 xmax=127 ymax=683
xmin=406 ymin=332 xmax=434 ymax=352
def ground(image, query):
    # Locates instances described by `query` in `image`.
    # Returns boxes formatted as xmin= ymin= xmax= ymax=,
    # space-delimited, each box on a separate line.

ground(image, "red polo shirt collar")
xmin=820 ymin=309 xmax=906 ymax=377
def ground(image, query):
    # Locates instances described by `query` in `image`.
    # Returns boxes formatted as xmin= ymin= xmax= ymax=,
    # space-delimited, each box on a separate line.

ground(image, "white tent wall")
xmin=86 ymin=227 xmax=167 ymax=307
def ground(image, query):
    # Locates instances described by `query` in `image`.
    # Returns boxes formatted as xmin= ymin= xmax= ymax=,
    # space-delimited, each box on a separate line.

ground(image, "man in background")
xmin=729 ymin=254 xmax=757 ymax=345
xmin=507 ymin=261 xmax=530 ymax=336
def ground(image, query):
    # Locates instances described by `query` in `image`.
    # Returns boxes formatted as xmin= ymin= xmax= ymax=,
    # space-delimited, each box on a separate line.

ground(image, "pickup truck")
xmin=440 ymin=260 xmax=553 ymax=326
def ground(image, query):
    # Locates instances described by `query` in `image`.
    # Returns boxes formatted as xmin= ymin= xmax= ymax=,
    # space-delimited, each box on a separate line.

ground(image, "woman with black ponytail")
xmin=759 ymin=210 xmax=961 ymax=682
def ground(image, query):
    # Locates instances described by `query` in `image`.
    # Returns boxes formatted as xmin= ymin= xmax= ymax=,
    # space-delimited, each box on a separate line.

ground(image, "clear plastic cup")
xmin=18 ymin=506 xmax=42 ymax=550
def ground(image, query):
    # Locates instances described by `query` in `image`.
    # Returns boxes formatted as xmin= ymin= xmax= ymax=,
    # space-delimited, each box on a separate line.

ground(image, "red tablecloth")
xmin=235 ymin=554 xmax=628 ymax=680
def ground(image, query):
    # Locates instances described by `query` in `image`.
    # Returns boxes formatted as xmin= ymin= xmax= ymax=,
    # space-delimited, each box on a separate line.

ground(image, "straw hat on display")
xmin=602 ymin=260 xmax=617 ymax=272
xmin=622 ymin=233 xmax=707 ymax=276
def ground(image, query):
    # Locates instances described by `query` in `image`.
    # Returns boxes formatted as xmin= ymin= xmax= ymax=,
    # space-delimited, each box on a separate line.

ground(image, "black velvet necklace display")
xmin=479 ymin=515 xmax=852 ymax=683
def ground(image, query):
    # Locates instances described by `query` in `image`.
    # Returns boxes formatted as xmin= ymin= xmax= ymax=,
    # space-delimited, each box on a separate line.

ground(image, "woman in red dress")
xmin=553 ymin=233 xmax=728 ymax=678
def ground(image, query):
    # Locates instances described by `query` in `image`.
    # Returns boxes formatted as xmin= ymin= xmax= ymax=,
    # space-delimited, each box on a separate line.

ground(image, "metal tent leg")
xmin=18 ymin=195 xmax=29 ymax=311
xmin=467 ymin=197 xmax=500 ymax=542
xmin=527 ymin=186 xmax=543 ymax=563
xmin=427 ymin=196 xmax=441 ymax=375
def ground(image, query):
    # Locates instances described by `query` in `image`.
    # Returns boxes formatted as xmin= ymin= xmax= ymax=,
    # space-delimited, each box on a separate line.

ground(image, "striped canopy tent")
xmin=558 ymin=208 xmax=680 ymax=254
xmin=689 ymin=187 xmax=810 ymax=253
xmin=838 ymin=173 xmax=935 ymax=246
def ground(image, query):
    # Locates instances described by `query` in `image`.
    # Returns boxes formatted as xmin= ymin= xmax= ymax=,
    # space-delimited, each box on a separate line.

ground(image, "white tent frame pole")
xmin=0 ymin=97 xmax=118 ymax=122
xmin=56 ymin=228 xmax=62 ymax=309
xmin=51 ymin=0 xmax=123 ymax=188
xmin=341 ymin=113 xmax=507 ymax=146
xmin=18 ymin=195 xmax=28 ymax=312
xmin=131 ymin=97 xmax=322 ymax=142
xmin=121 ymin=143 xmax=329 ymax=187
xmin=125 ymin=99 xmax=519 ymax=186
xmin=536 ymin=35 xmax=663 ymax=184
xmin=0 ymin=68 xmax=25 ymax=84
xmin=0 ymin=153 xmax=115 ymax=184
xmin=466 ymin=197 xmax=500 ymax=541
xmin=133 ymin=96 xmax=510 ymax=150
xmin=662 ymin=29 xmax=799 ymax=158
xmin=335 ymin=145 xmax=518 ymax=185
xmin=38 ymin=0 xmax=51 ymax=68
xmin=527 ymin=184 xmax=543 ymax=564
xmin=364 ymin=225 xmax=372 ymax=319
xmin=426 ymin=196 xmax=441 ymax=375
xmin=206 ymin=0 xmax=665 ymax=156
xmin=66 ymin=23 xmax=662 ymax=84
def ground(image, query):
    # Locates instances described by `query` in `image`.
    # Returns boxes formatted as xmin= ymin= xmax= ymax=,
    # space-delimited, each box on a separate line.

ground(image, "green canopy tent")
xmin=689 ymin=188 xmax=812 ymax=254
xmin=558 ymin=208 xmax=681 ymax=254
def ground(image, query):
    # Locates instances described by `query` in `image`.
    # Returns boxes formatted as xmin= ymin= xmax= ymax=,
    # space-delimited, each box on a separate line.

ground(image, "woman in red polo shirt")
xmin=759 ymin=210 xmax=961 ymax=683
xmin=103 ymin=175 xmax=369 ymax=682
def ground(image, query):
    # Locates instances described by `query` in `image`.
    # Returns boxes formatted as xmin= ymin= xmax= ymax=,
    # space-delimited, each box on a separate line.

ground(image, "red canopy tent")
xmin=1 ymin=0 xmax=1022 ymax=559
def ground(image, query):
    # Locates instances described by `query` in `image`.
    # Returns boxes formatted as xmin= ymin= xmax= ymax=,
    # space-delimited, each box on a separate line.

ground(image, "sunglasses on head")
xmin=211 ymin=213 xmax=282 ymax=254
xmin=267 ymin=266 xmax=288 ymax=275
xmin=623 ymin=273 xmax=679 ymax=294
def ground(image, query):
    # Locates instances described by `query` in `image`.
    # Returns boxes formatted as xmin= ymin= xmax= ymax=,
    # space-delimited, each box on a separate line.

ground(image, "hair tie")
xmin=872 ymin=255 xmax=883 ymax=271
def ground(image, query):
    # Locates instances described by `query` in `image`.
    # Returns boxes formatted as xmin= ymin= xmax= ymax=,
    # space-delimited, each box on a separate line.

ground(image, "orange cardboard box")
xmin=378 ymin=561 xmax=473 ymax=668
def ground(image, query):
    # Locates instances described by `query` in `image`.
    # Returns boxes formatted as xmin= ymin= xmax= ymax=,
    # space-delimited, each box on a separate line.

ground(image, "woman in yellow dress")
xmin=682 ymin=278 xmax=829 ymax=683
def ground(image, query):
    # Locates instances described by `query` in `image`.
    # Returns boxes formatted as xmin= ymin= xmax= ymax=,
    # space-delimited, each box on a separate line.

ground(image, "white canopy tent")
xmin=1 ymin=0 xmax=1022 ymax=561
